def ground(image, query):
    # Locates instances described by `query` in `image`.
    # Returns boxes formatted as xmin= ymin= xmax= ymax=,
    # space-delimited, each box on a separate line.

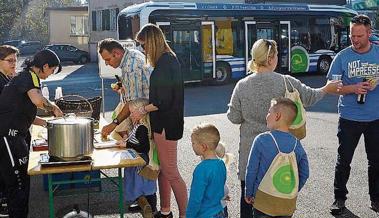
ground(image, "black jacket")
xmin=149 ymin=52 xmax=184 ymax=140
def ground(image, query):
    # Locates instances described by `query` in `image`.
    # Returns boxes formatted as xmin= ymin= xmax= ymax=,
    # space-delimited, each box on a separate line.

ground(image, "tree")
xmin=3 ymin=0 xmax=85 ymax=43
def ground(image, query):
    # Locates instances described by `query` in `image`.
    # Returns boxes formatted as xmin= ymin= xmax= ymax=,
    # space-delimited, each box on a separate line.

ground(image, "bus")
xmin=118 ymin=2 xmax=357 ymax=84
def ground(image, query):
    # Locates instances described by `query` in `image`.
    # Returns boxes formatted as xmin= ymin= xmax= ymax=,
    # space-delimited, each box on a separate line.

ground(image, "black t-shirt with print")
xmin=0 ymin=70 xmax=40 ymax=136
xmin=0 ymin=71 xmax=10 ymax=94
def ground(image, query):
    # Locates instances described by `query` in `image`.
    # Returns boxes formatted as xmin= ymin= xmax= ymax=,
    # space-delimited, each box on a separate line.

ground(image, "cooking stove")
xmin=39 ymin=153 xmax=92 ymax=167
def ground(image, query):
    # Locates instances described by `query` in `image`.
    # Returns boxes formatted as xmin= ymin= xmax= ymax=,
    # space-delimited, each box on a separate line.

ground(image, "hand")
xmin=244 ymin=196 xmax=254 ymax=205
xmin=354 ymin=81 xmax=370 ymax=95
xmin=116 ymin=140 xmax=126 ymax=148
xmin=52 ymin=105 xmax=63 ymax=117
xmin=324 ymin=80 xmax=343 ymax=94
xmin=101 ymin=123 xmax=117 ymax=138
xmin=111 ymin=83 xmax=120 ymax=92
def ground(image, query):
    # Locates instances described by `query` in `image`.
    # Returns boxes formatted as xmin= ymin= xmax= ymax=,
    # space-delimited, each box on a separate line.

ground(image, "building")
xmin=45 ymin=6 xmax=89 ymax=52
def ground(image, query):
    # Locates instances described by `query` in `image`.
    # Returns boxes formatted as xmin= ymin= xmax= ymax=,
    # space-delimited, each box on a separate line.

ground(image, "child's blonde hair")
xmin=191 ymin=123 xmax=220 ymax=150
xmin=248 ymin=39 xmax=278 ymax=73
xmin=215 ymin=142 xmax=234 ymax=169
xmin=129 ymin=98 xmax=152 ymax=138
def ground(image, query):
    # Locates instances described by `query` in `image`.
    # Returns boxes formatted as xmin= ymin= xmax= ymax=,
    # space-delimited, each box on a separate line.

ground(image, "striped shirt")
xmin=120 ymin=49 xmax=152 ymax=101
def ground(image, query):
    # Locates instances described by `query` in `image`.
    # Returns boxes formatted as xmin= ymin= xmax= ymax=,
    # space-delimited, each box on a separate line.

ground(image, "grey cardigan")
xmin=227 ymin=72 xmax=325 ymax=180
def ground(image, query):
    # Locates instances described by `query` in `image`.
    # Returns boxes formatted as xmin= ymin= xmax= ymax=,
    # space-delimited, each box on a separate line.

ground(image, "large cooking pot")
xmin=47 ymin=115 xmax=94 ymax=160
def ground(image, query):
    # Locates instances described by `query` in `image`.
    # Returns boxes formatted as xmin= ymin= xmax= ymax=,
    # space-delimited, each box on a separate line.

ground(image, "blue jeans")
xmin=240 ymin=181 xmax=253 ymax=218
xmin=334 ymin=118 xmax=379 ymax=201
xmin=253 ymin=209 xmax=292 ymax=218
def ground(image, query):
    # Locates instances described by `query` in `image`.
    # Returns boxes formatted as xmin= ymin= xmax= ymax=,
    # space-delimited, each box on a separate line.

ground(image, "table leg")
xmin=48 ymin=174 xmax=55 ymax=218
xmin=118 ymin=168 xmax=124 ymax=218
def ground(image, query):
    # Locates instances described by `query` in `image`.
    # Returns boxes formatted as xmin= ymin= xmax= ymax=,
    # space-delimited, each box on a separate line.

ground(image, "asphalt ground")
xmin=22 ymin=62 xmax=379 ymax=218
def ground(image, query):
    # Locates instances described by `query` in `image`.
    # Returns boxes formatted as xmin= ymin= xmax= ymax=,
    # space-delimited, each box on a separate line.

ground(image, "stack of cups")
xmin=55 ymin=87 xmax=63 ymax=100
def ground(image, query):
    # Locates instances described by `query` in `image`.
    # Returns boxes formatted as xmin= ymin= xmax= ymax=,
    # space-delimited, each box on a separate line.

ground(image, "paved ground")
xmin=25 ymin=63 xmax=379 ymax=218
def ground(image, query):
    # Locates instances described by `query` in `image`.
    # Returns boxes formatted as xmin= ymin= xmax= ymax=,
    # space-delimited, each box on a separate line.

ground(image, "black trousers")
xmin=240 ymin=180 xmax=253 ymax=218
xmin=334 ymin=118 xmax=379 ymax=202
xmin=0 ymin=136 xmax=30 ymax=218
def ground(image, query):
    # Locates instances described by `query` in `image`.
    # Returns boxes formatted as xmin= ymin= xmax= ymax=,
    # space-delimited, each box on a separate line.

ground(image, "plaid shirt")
xmin=120 ymin=49 xmax=152 ymax=101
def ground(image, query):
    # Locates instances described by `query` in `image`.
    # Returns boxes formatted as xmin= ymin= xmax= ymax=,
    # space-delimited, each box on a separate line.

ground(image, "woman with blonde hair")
xmin=227 ymin=39 xmax=339 ymax=217
xmin=132 ymin=23 xmax=187 ymax=218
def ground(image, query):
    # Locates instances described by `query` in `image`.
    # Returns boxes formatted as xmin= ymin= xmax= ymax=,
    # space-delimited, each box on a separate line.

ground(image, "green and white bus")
xmin=118 ymin=2 xmax=357 ymax=84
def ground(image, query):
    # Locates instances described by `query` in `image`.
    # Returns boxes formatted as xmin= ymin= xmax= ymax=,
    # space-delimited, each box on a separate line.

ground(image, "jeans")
xmin=253 ymin=209 xmax=292 ymax=218
xmin=334 ymin=118 xmax=379 ymax=202
xmin=240 ymin=181 xmax=253 ymax=218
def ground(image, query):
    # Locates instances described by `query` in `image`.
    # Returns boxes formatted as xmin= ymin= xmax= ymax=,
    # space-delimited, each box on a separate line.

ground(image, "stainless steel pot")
xmin=47 ymin=115 xmax=94 ymax=160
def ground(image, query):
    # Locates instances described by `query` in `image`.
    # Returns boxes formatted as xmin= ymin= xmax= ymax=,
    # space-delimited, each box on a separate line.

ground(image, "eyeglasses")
xmin=351 ymin=16 xmax=371 ymax=25
xmin=1 ymin=58 xmax=17 ymax=64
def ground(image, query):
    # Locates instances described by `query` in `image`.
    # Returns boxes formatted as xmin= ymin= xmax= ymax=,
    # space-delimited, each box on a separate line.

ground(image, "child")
xmin=187 ymin=123 xmax=227 ymax=218
xmin=245 ymin=97 xmax=309 ymax=218
xmin=215 ymin=142 xmax=234 ymax=218
xmin=117 ymin=98 xmax=157 ymax=218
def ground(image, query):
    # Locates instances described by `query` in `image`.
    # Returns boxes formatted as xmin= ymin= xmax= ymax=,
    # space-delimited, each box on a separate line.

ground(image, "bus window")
xmin=215 ymin=20 xmax=233 ymax=55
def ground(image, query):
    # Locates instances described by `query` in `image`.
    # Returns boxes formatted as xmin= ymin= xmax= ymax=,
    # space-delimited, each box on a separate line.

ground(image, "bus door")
xmin=244 ymin=21 xmax=257 ymax=74
xmin=245 ymin=21 xmax=290 ymax=73
xmin=201 ymin=21 xmax=216 ymax=81
xmin=171 ymin=21 xmax=202 ymax=82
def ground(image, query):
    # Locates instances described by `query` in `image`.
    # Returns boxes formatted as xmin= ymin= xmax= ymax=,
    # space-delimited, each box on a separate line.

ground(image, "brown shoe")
xmin=137 ymin=196 xmax=153 ymax=218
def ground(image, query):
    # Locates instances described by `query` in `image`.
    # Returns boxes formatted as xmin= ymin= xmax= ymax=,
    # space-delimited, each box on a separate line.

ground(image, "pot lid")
xmin=48 ymin=117 xmax=92 ymax=125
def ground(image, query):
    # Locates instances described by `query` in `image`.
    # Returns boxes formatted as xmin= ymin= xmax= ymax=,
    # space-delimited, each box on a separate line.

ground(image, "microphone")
xmin=357 ymin=78 xmax=367 ymax=104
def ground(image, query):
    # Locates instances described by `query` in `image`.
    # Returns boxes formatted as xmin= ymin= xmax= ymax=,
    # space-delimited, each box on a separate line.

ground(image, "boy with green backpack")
xmin=245 ymin=97 xmax=309 ymax=217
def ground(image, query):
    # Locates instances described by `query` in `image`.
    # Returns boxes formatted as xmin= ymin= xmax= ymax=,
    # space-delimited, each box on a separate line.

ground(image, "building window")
xmin=110 ymin=8 xmax=119 ymax=31
xmin=96 ymin=10 xmax=102 ymax=31
xmin=70 ymin=16 xmax=88 ymax=36
xmin=92 ymin=11 xmax=96 ymax=31
xmin=102 ymin=9 xmax=110 ymax=31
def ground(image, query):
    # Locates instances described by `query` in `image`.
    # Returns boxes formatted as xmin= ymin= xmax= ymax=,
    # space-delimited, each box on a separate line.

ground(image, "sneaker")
xmin=330 ymin=199 xmax=346 ymax=215
xmin=127 ymin=203 xmax=141 ymax=213
xmin=137 ymin=196 xmax=153 ymax=218
xmin=153 ymin=211 xmax=173 ymax=218
xmin=370 ymin=201 xmax=379 ymax=213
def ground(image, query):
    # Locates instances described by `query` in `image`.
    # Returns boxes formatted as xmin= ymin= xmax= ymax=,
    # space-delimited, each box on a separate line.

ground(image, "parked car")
xmin=45 ymin=44 xmax=90 ymax=64
xmin=17 ymin=41 xmax=43 ymax=55
xmin=2 ymin=39 xmax=26 ymax=47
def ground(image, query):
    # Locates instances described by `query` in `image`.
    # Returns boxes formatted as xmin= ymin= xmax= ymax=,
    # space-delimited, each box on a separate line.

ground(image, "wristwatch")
xmin=112 ymin=118 xmax=120 ymax=125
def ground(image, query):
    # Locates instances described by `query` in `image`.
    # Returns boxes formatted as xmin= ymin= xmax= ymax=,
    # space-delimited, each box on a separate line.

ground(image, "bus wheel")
xmin=317 ymin=56 xmax=332 ymax=74
xmin=212 ymin=63 xmax=231 ymax=85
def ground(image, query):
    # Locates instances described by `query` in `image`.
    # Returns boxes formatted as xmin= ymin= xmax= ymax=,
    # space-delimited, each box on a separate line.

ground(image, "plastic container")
xmin=42 ymin=85 xmax=49 ymax=100
xmin=55 ymin=87 xmax=63 ymax=100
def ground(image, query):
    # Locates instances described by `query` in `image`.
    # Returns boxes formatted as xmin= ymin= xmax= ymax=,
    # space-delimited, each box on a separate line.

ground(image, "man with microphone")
xmin=327 ymin=14 xmax=379 ymax=215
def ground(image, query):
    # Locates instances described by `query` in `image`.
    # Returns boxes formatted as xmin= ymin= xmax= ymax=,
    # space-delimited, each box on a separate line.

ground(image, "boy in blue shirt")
xmin=187 ymin=123 xmax=227 ymax=218
xmin=245 ymin=98 xmax=309 ymax=218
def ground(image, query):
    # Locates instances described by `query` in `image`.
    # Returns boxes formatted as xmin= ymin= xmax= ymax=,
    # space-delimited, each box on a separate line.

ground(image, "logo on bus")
xmin=291 ymin=46 xmax=309 ymax=73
